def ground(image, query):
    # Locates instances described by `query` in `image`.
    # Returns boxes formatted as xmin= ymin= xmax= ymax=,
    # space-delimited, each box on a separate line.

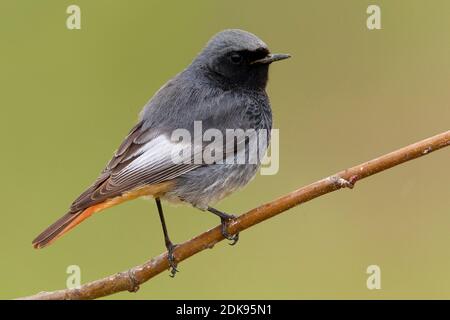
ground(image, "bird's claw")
xmin=220 ymin=216 xmax=239 ymax=245
xmin=166 ymin=243 xmax=179 ymax=277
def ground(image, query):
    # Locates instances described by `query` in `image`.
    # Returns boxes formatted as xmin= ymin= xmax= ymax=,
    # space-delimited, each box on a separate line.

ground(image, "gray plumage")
xmin=32 ymin=29 xmax=290 ymax=249
xmin=139 ymin=30 xmax=274 ymax=209
xmin=75 ymin=29 xmax=278 ymax=211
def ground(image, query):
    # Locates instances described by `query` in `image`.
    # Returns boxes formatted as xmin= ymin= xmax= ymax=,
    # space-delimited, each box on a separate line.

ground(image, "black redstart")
xmin=33 ymin=29 xmax=290 ymax=276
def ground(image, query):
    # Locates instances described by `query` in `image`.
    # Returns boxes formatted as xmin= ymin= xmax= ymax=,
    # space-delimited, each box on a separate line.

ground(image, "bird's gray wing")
xmin=69 ymin=121 xmax=200 ymax=212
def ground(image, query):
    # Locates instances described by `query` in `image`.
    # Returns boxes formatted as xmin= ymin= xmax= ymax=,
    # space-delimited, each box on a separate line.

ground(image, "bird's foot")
xmin=220 ymin=215 xmax=239 ymax=246
xmin=207 ymin=207 xmax=240 ymax=245
xmin=166 ymin=242 xmax=179 ymax=277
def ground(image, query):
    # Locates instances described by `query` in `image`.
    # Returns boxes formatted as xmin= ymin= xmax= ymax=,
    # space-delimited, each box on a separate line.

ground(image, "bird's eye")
xmin=230 ymin=53 xmax=243 ymax=64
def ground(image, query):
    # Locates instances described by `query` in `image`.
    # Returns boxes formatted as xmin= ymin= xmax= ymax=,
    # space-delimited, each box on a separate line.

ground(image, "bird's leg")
xmin=207 ymin=207 xmax=239 ymax=245
xmin=155 ymin=198 xmax=178 ymax=277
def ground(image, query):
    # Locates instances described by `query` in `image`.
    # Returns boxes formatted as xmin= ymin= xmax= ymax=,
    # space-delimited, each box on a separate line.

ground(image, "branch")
xmin=19 ymin=130 xmax=450 ymax=300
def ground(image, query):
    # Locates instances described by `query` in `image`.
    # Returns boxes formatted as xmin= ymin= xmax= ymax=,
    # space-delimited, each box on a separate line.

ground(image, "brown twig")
xmin=18 ymin=130 xmax=450 ymax=300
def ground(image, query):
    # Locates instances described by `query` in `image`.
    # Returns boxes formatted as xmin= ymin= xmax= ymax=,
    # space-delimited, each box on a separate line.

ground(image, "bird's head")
xmin=193 ymin=29 xmax=290 ymax=89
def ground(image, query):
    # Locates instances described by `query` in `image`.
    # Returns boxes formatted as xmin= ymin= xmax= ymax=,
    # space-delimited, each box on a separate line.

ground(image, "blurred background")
xmin=0 ymin=0 xmax=449 ymax=299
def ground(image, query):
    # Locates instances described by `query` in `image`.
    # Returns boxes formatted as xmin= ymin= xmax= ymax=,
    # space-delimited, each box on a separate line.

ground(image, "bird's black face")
xmin=208 ymin=48 xmax=281 ymax=89
xmin=210 ymin=48 xmax=270 ymax=88
xmin=194 ymin=29 xmax=290 ymax=89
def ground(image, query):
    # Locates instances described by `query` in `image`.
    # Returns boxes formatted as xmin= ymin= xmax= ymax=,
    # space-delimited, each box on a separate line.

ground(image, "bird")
xmin=32 ymin=29 xmax=290 ymax=276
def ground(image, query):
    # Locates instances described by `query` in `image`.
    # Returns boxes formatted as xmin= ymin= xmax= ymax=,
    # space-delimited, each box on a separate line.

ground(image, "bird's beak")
xmin=251 ymin=53 xmax=291 ymax=65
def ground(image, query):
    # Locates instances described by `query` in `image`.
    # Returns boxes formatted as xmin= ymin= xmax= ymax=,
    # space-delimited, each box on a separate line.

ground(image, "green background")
xmin=1 ymin=0 xmax=449 ymax=299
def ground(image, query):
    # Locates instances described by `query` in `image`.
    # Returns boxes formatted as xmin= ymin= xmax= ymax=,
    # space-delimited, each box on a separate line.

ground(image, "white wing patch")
xmin=111 ymin=135 xmax=198 ymax=186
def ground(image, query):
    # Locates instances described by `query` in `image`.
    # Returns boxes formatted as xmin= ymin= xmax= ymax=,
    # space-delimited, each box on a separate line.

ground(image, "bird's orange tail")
xmin=32 ymin=197 xmax=128 ymax=249
xmin=32 ymin=206 xmax=97 ymax=249
xmin=32 ymin=182 xmax=174 ymax=249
